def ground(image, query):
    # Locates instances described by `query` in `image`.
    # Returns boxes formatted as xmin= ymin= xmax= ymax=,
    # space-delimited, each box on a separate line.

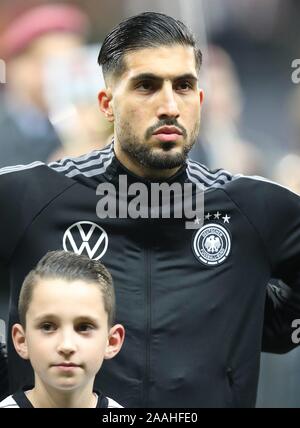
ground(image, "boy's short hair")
xmin=18 ymin=251 xmax=115 ymax=328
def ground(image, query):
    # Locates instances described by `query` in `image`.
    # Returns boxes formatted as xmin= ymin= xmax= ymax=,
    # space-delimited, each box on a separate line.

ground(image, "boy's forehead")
xmin=28 ymin=278 xmax=105 ymax=315
xmin=122 ymin=44 xmax=197 ymax=80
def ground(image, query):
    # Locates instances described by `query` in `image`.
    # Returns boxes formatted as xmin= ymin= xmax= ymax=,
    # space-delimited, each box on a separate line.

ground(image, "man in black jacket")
xmin=0 ymin=12 xmax=300 ymax=407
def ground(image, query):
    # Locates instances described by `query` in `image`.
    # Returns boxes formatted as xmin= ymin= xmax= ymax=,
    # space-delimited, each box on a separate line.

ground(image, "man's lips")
xmin=153 ymin=126 xmax=182 ymax=135
xmin=153 ymin=126 xmax=183 ymax=142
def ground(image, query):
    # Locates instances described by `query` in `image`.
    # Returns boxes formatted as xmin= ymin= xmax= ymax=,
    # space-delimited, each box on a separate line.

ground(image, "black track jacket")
xmin=1 ymin=143 xmax=300 ymax=407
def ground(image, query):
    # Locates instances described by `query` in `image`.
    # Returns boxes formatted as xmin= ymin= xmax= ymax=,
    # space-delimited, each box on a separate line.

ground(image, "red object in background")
xmin=1 ymin=3 xmax=89 ymax=59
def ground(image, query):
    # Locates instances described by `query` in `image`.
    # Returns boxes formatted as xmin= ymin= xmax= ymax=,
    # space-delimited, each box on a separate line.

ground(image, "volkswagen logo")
xmin=63 ymin=221 xmax=108 ymax=260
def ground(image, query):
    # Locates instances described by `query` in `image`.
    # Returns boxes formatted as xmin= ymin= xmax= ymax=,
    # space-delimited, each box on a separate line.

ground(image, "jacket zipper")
xmin=142 ymin=243 xmax=152 ymax=407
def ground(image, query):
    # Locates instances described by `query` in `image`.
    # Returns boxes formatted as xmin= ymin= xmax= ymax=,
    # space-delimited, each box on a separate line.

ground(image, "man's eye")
xmin=176 ymin=81 xmax=193 ymax=91
xmin=40 ymin=323 xmax=56 ymax=332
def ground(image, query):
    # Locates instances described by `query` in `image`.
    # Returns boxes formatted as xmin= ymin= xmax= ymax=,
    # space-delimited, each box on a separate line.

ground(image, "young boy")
xmin=0 ymin=251 xmax=125 ymax=408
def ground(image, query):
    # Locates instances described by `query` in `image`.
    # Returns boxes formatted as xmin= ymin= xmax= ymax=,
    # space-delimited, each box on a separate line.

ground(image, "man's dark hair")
xmin=98 ymin=12 xmax=202 ymax=82
xmin=18 ymin=251 xmax=115 ymax=328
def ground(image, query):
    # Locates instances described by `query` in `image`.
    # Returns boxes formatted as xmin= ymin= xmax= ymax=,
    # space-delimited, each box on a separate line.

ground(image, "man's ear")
xmin=98 ymin=88 xmax=114 ymax=122
xmin=104 ymin=324 xmax=125 ymax=360
xmin=12 ymin=323 xmax=29 ymax=360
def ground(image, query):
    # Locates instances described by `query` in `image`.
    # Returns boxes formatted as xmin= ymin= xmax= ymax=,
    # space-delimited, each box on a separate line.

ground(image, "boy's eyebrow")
xmin=74 ymin=316 xmax=100 ymax=324
xmin=33 ymin=314 xmax=58 ymax=322
xmin=33 ymin=314 xmax=100 ymax=324
xmin=129 ymin=73 xmax=198 ymax=84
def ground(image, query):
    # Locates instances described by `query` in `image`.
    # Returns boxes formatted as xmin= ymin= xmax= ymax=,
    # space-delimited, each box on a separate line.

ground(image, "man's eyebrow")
xmin=129 ymin=73 xmax=198 ymax=83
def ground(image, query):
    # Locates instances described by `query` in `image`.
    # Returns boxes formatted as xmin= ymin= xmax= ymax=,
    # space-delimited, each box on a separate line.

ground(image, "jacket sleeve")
xmin=259 ymin=183 xmax=300 ymax=353
xmin=0 ymin=164 xmax=75 ymax=282
xmin=262 ymin=280 xmax=300 ymax=353
xmin=0 ymin=168 xmax=25 ymax=297
xmin=227 ymin=177 xmax=300 ymax=353
xmin=0 ymin=166 xmax=38 ymax=265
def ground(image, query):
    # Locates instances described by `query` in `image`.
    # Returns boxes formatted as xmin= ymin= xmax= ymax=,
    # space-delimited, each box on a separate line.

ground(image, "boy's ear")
xmin=104 ymin=324 xmax=125 ymax=360
xmin=12 ymin=323 xmax=29 ymax=360
xmin=98 ymin=88 xmax=114 ymax=122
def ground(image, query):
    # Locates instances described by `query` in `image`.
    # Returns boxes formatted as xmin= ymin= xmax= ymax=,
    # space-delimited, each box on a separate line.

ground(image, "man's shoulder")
xmin=0 ymin=160 xmax=77 ymax=264
xmin=48 ymin=143 xmax=114 ymax=180
xmin=187 ymin=158 xmax=299 ymax=197
xmin=186 ymin=161 xmax=300 ymax=213
xmin=222 ymin=173 xmax=300 ymax=202
xmin=0 ymin=160 xmax=74 ymax=197
xmin=0 ymin=395 xmax=19 ymax=408
xmin=215 ymin=174 xmax=300 ymax=231
xmin=186 ymin=158 xmax=234 ymax=190
xmin=0 ymin=142 xmax=114 ymax=185
xmin=0 ymin=161 xmax=45 ymax=179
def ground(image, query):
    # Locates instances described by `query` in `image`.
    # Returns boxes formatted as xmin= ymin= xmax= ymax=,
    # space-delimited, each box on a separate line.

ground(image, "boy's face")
xmin=13 ymin=278 xmax=123 ymax=391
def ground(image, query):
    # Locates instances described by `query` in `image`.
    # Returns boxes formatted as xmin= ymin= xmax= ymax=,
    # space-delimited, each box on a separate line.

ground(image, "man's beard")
xmin=115 ymin=119 xmax=200 ymax=170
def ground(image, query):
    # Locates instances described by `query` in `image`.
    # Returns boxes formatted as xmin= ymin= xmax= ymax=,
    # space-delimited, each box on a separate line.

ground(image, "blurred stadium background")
xmin=1 ymin=0 xmax=300 ymax=407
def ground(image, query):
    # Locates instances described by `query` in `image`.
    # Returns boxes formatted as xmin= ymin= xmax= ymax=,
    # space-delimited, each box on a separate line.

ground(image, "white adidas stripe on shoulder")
xmin=0 ymin=161 xmax=44 ymax=176
xmin=187 ymin=168 xmax=210 ymax=188
xmin=65 ymin=156 xmax=114 ymax=178
xmin=188 ymin=158 xmax=232 ymax=179
xmin=232 ymin=173 xmax=300 ymax=197
xmin=187 ymin=159 xmax=232 ymax=189
xmin=48 ymin=144 xmax=112 ymax=169
xmin=50 ymin=152 xmax=112 ymax=174
xmin=188 ymin=163 xmax=230 ymax=185
xmin=49 ymin=144 xmax=114 ymax=178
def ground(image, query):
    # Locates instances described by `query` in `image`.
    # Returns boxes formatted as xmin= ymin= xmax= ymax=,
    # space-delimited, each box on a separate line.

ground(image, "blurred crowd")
xmin=0 ymin=3 xmax=113 ymax=167
xmin=0 ymin=1 xmax=299 ymax=192
xmin=0 ymin=1 xmax=299 ymax=190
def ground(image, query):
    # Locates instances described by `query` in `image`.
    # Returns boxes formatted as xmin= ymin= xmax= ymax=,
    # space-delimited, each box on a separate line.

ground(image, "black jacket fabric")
xmin=1 ymin=143 xmax=300 ymax=408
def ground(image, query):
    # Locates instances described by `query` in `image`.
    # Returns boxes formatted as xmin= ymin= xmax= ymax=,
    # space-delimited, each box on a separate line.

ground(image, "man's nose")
xmin=56 ymin=330 xmax=77 ymax=355
xmin=157 ymin=85 xmax=180 ymax=119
